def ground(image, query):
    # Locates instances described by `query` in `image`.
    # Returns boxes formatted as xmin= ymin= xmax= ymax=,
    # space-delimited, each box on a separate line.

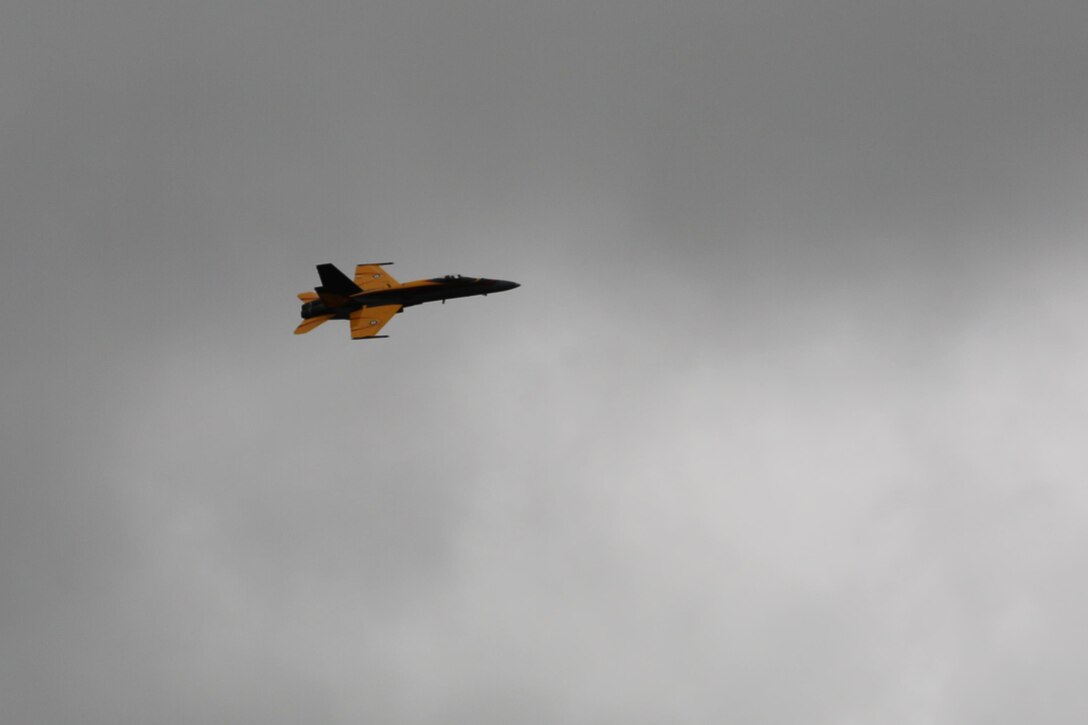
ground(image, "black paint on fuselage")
xmin=301 ymin=276 xmax=519 ymax=320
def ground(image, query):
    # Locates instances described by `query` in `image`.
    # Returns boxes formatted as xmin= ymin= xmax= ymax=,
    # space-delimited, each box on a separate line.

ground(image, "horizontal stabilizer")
xmin=294 ymin=314 xmax=334 ymax=335
xmin=297 ymin=292 xmax=318 ymax=302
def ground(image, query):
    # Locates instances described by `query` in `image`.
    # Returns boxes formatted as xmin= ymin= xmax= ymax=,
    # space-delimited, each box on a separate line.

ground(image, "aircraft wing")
xmin=354 ymin=264 xmax=400 ymax=292
xmin=349 ymin=304 xmax=402 ymax=339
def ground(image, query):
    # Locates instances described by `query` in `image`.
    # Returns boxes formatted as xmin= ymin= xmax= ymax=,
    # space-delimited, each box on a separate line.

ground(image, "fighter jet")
xmin=295 ymin=262 xmax=520 ymax=339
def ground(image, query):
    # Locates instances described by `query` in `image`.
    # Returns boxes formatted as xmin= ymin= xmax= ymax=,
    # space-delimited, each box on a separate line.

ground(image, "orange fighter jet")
xmin=295 ymin=262 xmax=520 ymax=339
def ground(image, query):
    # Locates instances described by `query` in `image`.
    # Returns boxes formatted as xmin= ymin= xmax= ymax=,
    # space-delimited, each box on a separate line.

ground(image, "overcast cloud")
xmin=3 ymin=1 xmax=1088 ymax=722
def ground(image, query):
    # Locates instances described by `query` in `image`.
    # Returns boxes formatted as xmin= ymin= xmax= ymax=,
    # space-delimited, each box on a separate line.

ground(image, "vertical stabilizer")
xmin=316 ymin=264 xmax=362 ymax=296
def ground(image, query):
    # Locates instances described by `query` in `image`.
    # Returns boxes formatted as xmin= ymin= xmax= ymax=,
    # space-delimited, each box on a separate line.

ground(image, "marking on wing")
xmin=354 ymin=264 xmax=400 ymax=292
xmin=349 ymin=304 xmax=402 ymax=339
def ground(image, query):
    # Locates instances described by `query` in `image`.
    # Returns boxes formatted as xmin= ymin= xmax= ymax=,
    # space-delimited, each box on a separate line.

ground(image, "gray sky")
xmin=3 ymin=1 xmax=1088 ymax=722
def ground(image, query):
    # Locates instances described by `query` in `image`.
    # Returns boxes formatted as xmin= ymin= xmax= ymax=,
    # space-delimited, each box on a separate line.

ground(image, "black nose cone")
xmin=490 ymin=279 xmax=520 ymax=292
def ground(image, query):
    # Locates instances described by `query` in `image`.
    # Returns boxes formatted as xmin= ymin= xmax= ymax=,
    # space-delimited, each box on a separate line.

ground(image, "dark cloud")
xmin=3 ymin=1 xmax=1087 ymax=722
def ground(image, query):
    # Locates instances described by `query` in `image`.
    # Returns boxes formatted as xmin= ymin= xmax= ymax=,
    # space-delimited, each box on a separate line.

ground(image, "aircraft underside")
xmin=294 ymin=263 xmax=518 ymax=340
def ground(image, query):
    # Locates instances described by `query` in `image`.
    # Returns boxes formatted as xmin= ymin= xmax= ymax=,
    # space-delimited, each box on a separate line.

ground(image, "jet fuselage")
xmin=300 ymin=275 xmax=519 ymax=321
